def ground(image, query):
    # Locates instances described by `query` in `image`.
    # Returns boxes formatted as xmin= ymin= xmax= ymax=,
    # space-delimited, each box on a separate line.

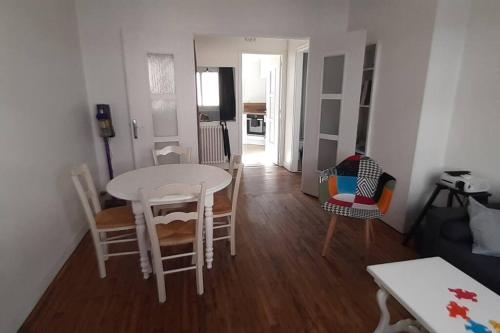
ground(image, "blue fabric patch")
xmin=337 ymin=176 xmax=357 ymax=194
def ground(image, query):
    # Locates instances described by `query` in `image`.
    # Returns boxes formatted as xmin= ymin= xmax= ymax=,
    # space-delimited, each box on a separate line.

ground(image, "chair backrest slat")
xmin=152 ymin=211 xmax=198 ymax=225
xmin=152 ymin=146 xmax=192 ymax=165
xmin=71 ymin=163 xmax=101 ymax=230
xmin=140 ymin=182 xmax=206 ymax=251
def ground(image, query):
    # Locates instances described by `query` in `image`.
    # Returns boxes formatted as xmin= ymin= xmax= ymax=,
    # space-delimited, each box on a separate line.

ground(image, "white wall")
xmin=444 ymin=0 xmax=500 ymax=199
xmin=348 ymin=0 xmax=438 ymax=232
xmin=0 ymin=0 xmax=95 ymax=331
xmin=406 ymin=0 xmax=470 ymax=224
xmin=75 ymin=0 xmax=350 ymax=188
xmin=242 ymin=56 xmax=266 ymax=103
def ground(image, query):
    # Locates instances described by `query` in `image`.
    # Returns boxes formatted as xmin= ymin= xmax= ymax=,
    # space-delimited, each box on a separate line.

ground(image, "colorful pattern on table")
xmin=489 ymin=320 xmax=500 ymax=333
xmin=445 ymin=287 xmax=495 ymax=333
xmin=466 ymin=320 xmax=492 ymax=333
xmin=447 ymin=301 xmax=470 ymax=320
xmin=449 ymin=288 xmax=478 ymax=302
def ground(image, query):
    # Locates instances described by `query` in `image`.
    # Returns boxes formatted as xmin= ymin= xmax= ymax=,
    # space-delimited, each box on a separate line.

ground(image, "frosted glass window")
xmin=317 ymin=139 xmax=338 ymax=171
xmin=148 ymin=54 xmax=175 ymax=94
xmin=320 ymin=99 xmax=341 ymax=135
xmin=322 ymin=55 xmax=344 ymax=94
xmin=147 ymin=53 xmax=177 ymax=137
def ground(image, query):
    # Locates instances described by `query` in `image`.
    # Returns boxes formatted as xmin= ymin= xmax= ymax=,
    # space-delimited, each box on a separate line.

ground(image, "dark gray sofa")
xmin=416 ymin=205 xmax=500 ymax=295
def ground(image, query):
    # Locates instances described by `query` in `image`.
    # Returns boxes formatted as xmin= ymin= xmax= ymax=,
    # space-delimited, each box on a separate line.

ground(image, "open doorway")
xmin=193 ymin=35 xmax=309 ymax=172
xmin=241 ymin=53 xmax=281 ymax=166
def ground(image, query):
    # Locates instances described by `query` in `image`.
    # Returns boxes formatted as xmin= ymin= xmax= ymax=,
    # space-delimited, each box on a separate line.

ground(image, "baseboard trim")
xmin=15 ymin=224 xmax=89 ymax=332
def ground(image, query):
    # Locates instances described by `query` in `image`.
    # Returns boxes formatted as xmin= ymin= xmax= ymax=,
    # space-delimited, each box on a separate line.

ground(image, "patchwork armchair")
xmin=319 ymin=155 xmax=396 ymax=256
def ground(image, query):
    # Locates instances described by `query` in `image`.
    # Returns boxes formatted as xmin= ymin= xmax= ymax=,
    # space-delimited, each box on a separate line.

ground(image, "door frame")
xmin=239 ymin=51 xmax=286 ymax=166
xmin=290 ymin=43 xmax=309 ymax=172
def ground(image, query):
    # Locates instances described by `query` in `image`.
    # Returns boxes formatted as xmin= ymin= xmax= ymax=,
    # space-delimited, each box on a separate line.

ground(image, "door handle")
xmin=132 ymin=119 xmax=138 ymax=139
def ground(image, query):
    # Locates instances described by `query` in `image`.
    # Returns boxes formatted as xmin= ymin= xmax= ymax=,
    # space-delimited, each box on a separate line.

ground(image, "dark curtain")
xmin=218 ymin=67 xmax=236 ymax=121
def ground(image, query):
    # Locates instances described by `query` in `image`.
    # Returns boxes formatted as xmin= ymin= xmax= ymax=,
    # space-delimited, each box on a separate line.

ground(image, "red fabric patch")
xmin=347 ymin=155 xmax=362 ymax=161
xmin=328 ymin=197 xmax=353 ymax=207
xmin=354 ymin=196 xmax=376 ymax=205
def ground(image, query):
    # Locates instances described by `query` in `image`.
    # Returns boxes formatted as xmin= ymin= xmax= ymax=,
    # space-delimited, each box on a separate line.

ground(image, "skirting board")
xmin=11 ymin=223 xmax=89 ymax=332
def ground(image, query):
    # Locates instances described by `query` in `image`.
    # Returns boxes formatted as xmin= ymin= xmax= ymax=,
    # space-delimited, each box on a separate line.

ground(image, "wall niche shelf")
xmin=355 ymin=44 xmax=377 ymax=156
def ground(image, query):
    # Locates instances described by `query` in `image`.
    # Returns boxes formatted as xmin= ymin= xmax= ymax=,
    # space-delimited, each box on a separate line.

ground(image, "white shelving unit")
xmin=356 ymin=44 xmax=377 ymax=155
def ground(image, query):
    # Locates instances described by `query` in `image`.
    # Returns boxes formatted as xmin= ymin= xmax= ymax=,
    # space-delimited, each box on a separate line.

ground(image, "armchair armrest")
xmin=374 ymin=172 xmax=396 ymax=215
xmin=319 ymin=166 xmax=338 ymax=204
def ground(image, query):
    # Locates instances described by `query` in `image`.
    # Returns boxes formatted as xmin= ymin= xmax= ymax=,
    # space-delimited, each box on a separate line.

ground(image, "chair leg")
xmin=229 ymin=215 xmax=236 ymax=256
xmin=99 ymin=231 xmax=109 ymax=261
xmin=154 ymin=257 xmax=166 ymax=303
xmin=322 ymin=215 xmax=338 ymax=256
xmin=365 ymin=219 xmax=374 ymax=249
xmin=92 ymin=232 xmax=106 ymax=278
xmin=369 ymin=219 xmax=375 ymax=240
xmin=196 ymin=240 xmax=204 ymax=295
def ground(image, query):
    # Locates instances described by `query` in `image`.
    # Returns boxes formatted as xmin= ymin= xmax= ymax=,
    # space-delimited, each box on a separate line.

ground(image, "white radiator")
xmin=199 ymin=123 xmax=226 ymax=164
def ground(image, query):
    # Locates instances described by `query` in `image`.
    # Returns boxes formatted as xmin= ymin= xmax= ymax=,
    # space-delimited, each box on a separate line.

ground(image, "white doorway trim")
xmin=290 ymin=43 xmax=309 ymax=172
xmin=239 ymin=51 xmax=287 ymax=166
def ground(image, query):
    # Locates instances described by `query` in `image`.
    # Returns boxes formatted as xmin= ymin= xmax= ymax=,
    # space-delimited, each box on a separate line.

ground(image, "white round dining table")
xmin=107 ymin=164 xmax=232 ymax=278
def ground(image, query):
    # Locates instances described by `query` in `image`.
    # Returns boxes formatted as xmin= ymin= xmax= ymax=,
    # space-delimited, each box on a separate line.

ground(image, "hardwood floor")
xmin=21 ymin=166 xmax=416 ymax=333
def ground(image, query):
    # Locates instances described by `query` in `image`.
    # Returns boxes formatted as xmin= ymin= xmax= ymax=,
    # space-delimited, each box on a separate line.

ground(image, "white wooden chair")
xmin=140 ymin=182 xmax=205 ymax=303
xmin=71 ymin=164 xmax=138 ymax=278
xmin=152 ymin=146 xmax=192 ymax=165
xmin=152 ymin=145 xmax=193 ymax=215
xmin=212 ymin=155 xmax=243 ymax=256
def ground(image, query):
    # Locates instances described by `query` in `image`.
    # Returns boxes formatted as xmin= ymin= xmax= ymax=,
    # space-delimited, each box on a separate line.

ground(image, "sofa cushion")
xmin=436 ymin=239 xmax=500 ymax=295
xmin=441 ymin=219 xmax=473 ymax=243
xmin=468 ymin=198 xmax=500 ymax=257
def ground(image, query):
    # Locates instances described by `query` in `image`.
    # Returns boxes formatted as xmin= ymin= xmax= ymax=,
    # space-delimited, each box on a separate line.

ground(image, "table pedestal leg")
xmin=374 ymin=288 xmax=425 ymax=333
xmin=132 ymin=201 xmax=152 ymax=279
xmin=205 ymin=195 xmax=214 ymax=269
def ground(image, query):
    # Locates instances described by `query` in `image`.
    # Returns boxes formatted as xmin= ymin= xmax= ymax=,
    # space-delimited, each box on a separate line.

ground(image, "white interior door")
xmin=301 ymin=30 xmax=366 ymax=196
xmin=121 ymin=28 xmax=198 ymax=169
xmin=264 ymin=60 xmax=281 ymax=165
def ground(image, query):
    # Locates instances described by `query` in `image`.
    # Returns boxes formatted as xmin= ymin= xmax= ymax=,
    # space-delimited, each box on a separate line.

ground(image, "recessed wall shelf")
xmin=355 ymin=44 xmax=377 ymax=156
xmin=321 ymin=93 xmax=342 ymax=100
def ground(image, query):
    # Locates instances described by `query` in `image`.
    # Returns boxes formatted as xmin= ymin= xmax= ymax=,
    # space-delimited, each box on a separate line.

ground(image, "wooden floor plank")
xmin=21 ymin=166 xmax=416 ymax=332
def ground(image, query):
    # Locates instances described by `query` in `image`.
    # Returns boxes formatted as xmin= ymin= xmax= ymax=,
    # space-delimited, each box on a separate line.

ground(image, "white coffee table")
xmin=367 ymin=257 xmax=500 ymax=333
xmin=107 ymin=164 xmax=232 ymax=278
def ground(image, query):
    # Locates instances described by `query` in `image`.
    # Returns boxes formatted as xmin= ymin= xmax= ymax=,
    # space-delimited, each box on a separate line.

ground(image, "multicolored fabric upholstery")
xmin=319 ymin=155 xmax=396 ymax=219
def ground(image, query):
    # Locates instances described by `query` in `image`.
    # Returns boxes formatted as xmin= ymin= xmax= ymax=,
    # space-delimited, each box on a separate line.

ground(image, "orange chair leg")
xmin=322 ymin=215 xmax=338 ymax=256
xmin=365 ymin=219 xmax=375 ymax=249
